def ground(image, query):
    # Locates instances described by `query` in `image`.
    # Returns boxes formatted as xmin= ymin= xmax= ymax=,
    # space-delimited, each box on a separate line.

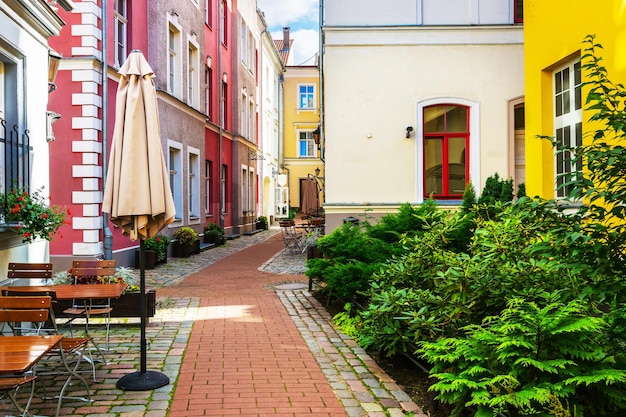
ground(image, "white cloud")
xmin=259 ymin=0 xmax=319 ymax=66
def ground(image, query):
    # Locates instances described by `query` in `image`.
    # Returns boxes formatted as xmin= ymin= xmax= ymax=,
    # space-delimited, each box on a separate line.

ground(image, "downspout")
xmin=318 ymin=0 xmax=324 ymax=163
xmin=278 ymin=73 xmax=289 ymax=205
xmin=102 ymin=0 xmax=113 ymax=259
xmin=218 ymin=3 xmax=224 ymax=229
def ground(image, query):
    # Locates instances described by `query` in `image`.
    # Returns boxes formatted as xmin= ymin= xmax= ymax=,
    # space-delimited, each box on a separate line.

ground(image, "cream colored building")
xmin=321 ymin=0 xmax=524 ymax=231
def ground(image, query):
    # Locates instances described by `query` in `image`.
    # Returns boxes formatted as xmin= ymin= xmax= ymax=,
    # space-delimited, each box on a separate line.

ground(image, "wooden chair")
xmin=7 ymin=262 xmax=53 ymax=286
xmin=64 ymin=259 xmax=116 ymax=351
xmin=0 ymin=296 xmax=92 ymax=416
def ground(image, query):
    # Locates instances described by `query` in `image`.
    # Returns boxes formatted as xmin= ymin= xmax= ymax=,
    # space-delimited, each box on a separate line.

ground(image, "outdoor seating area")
xmin=279 ymin=215 xmax=325 ymax=255
xmin=0 ymin=261 xmax=129 ymax=416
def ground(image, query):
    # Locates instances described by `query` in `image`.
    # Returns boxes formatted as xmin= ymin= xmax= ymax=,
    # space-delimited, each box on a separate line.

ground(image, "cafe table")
xmin=0 ymin=334 xmax=63 ymax=416
xmin=0 ymin=283 xmax=127 ymax=354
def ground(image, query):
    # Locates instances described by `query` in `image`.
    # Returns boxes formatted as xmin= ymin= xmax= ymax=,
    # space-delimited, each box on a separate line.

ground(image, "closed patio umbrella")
xmin=301 ymin=176 xmax=319 ymax=216
xmin=102 ymin=50 xmax=175 ymax=391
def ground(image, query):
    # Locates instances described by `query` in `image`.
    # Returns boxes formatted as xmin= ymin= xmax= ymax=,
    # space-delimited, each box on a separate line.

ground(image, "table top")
xmin=0 ymin=283 xmax=127 ymax=300
xmin=0 ymin=335 xmax=63 ymax=373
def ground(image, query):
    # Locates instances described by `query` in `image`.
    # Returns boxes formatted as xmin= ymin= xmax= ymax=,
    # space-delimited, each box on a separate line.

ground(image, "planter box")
xmin=135 ymin=250 xmax=157 ymax=269
xmin=53 ymin=289 xmax=157 ymax=319
xmin=172 ymin=241 xmax=196 ymax=257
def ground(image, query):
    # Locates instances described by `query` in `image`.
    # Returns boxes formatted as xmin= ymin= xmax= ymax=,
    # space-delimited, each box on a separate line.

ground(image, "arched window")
xmin=423 ymin=104 xmax=470 ymax=199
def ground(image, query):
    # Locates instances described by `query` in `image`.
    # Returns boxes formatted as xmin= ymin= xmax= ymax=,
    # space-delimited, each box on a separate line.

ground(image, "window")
xmin=205 ymin=0 xmax=212 ymax=27
xmin=298 ymin=85 xmax=315 ymax=109
xmin=114 ymin=0 xmax=128 ymax=68
xmin=205 ymin=66 xmax=213 ymax=119
xmin=249 ymin=169 xmax=255 ymax=213
xmin=188 ymin=149 xmax=200 ymax=220
xmin=205 ymin=160 xmax=213 ymax=214
xmin=168 ymin=22 xmax=182 ymax=97
xmin=221 ymin=164 xmax=228 ymax=214
xmin=249 ymin=98 xmax=255 ymax=142
xmin=221 ymin=81 xmax=228 ymax=129
xmin=553 ymin=60 xmax=582 ymax=198
xmin=241 ymin=92 xmax=248 ymax=137
xmin=188 ymin=41 xmax=199 ymax=108
xmin=423 ymin=104 xmax=470 ymax=199
xmin=241 ymin=19 xmax=248 ymax=66
xmin=168 ymin=143 xmax=183 ymax=221
xmin=514 ymin=0 xmax=523 ymax=23
xmin=242 ymin=167 xmax=248 ymax=213
xmin=220 ymin=0 xmax=227 ymax=46
xmin=298 ymin=130 xmax=316 ymax=158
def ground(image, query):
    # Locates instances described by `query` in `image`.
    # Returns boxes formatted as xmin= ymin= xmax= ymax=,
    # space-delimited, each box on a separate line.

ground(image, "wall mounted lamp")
xmin=315 ymin=167 xmax=320 ymax=177
xmin=312 ymin=126 xmax=321 ymax=145
xmin=405 ymin=126 xmax=414 ymax=138
xmin=48 ymin=48 xmax=62 ymax=93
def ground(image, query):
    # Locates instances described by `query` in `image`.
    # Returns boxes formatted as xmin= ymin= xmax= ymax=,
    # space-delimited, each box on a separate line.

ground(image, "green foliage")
xmin=204 ymin=222 xmax=226 ymax=245
xmin=420 ymin=296 xmax=626 ymax=417
xmin=173 ymin=226 xmax=199 ymax=246
xmin=144 ymin=234 xmax=171 ymax=261
xmin=256 ymin=216 xmax=269 ymax=230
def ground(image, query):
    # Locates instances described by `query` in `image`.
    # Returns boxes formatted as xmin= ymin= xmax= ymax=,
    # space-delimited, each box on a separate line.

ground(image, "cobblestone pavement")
xmin=18 ymin=227 xmax=424 ymax=417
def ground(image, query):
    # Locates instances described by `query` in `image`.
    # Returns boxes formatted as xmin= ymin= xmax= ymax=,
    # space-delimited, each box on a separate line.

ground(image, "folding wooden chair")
xmin=7 ymin=262 xmax=53 ymax=286
xmin=0 ymin=296 xmax=92 ymax=416
xmin=0 ymin=375 xmax=38 ymax=417
xmin=64 ymin=259 xmax=116 ymax=351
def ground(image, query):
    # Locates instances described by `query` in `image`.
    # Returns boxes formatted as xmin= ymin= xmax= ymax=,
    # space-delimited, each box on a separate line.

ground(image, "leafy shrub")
xmin=173 ymin=226 xmax=199 ymax=246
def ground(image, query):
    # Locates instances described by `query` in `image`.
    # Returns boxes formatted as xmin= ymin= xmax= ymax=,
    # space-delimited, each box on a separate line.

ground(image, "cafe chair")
xmin=0 ymin=296 xmax=92 ymax=416
xmin=0 ymin=374 xmax=38 ymax=417
xmin=279 ymin=220 xmax=305 ymax=255
xmin=7 ymin=262 xmax=53 ymax=286
xmin=64 ymin=259 xmax=116 ymax=351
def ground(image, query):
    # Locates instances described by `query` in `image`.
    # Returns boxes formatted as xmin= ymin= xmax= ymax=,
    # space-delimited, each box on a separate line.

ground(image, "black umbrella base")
xmin=117 ymin=370 xmax=169 ymax=391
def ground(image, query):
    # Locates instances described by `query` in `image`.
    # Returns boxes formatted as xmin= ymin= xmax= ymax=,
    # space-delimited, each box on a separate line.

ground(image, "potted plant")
xmin=255 ymin=216 xmax=269 ymax=230
xmin=203 ymin=222 xmax=226 ymax=245
xmin=0 ymin=186 xmax=69 ymax=243
xmin=172 ymin=226 xmax=199 ymax=257
xmin=143 ymin=234 xmax=171 ymax=265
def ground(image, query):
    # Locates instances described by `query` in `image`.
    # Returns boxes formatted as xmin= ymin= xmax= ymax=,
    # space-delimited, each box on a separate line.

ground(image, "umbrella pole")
xmin=116 ymin=239 xmax=170 ymax=391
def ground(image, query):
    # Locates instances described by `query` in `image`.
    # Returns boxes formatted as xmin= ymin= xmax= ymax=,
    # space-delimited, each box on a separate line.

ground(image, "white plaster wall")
xmin=323 ymin=27 xmax=524 ymax=205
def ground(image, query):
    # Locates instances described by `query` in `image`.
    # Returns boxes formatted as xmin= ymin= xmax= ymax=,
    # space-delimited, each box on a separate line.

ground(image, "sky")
xmin=257 ymin=0 xmax=320 ymax=66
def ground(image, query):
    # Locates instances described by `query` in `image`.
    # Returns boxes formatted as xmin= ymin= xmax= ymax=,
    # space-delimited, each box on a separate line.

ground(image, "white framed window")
xmin=553 ymin=59 xmax=582 ymax=199
xmin=242 ymin=166 xmax=248 ymax=214
xmin=241 ymin=18 xmax=248 ymax=66
xmin=167 ymin=18 xmax=182 ymax=97
xmin=220 ymin=0 xmax=227 ymax=46
xmin=168 ymin=141 xmax=183 ymax=222
xmin=249 ymin=169 xmax=255 ymax=213
xmin=298 ymin=84 xmax=315 ymax=109
xmin=188 ymin=40 xmax=199 ymax=108
xmin=188 ymin=147 xmax=200 ymax=221
xmin=205 ymin=0 xmax=212 ymax=27
xmin=205 ymin=160 xmax=212 ymax=215
xmin=241 ymin=91 xmax=248 ymax=138
xmin=221 ymin=164 xmax=228 ymax=214
xmin=205 ymin=66 xmax=212 ymax=118
xmin=114 ymin=0 xmax=127 ymax=68
xmin=298 ymin=130 xmax=316 ymax=158
xmin=249 ymin=98 xmax=255 ymax=142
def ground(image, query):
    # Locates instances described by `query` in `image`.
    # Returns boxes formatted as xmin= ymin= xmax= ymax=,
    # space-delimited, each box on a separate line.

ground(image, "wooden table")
xmin=0 ymin=283 xmax=128 ymax=301
xmin=0 ymin=334 xmax=63 ymax=373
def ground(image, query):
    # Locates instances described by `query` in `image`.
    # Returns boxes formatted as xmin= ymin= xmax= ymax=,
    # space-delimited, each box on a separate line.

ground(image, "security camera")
xmin=405 ymin=126 xmax=414 ymax=138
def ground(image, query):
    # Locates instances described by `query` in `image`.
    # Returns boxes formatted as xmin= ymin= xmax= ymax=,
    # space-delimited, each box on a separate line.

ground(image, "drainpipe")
xmin=102 ymin=0 xmax=113 ymax=260
xmin=278 ymin=73 xmax=290 ymax=214
xmin=218 ymin=3 xmax=224 ymax=229
xmin=318 ymin=0 xmax=325 ymax=163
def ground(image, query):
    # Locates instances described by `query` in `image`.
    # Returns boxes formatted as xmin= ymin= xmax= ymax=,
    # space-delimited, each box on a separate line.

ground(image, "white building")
xmin=321 ymin=0 xmax=524 ymax=231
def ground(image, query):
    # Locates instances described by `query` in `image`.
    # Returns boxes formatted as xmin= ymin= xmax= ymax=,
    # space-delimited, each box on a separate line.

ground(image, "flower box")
xmin=53 ymin=289 xmax=157 ymax=319
xmin=134 ymin=249 xmax=157 ymax=269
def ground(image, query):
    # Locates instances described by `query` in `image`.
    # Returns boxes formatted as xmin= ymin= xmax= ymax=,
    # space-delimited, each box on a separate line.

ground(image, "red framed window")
xmin=423 ymin=104 xmax=470 ymax=199
xmin=514 ymin=0 xmax=523 ymax=23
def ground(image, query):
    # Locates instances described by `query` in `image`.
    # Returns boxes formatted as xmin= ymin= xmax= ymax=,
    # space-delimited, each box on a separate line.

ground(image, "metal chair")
xmin=279 ymin=220 xmax=305 ymax=255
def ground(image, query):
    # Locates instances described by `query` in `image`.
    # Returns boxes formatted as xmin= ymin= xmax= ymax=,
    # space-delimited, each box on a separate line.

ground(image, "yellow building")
xmin=281 ymin=64 xmax=323 ymax=218
xmin=524 ymin=1 xmax=626 ymax=198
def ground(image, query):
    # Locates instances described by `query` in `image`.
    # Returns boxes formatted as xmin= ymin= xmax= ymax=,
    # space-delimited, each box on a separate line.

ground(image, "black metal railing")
xmin=0 ymin=118 xmax=31 ymax=193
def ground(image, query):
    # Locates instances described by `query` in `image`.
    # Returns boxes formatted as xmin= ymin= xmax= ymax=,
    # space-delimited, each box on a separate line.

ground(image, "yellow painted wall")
xmin=524 ymin=1 xmax=626 ymax=198
xmin=282 ymin=66 xmax=321 ymax=211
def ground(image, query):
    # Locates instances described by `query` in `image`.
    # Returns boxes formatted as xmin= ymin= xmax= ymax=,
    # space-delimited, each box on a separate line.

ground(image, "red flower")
xmin=10 ymin=204 xmax=20 ymax=214
xmin=155 ymin=237 xmax=160 ymax=242
xmin=41 ymin=213 xmax=49 ymax=219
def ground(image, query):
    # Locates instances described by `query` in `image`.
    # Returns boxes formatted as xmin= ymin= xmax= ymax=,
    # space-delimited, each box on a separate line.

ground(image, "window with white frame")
xmin=241 ymin=92 xmax=248 ymax=138
xmin=114 ymin=0 xmax=127 ymax=68
xmin=188 ymin=148 xmax=200 ymax=220
xmin=221 ymin=164 xmax=228 ymax=214
xmin=298 ymin=130 xmax=316 ymax=158
xmin=221 ymin=81 xmax=227 ymax=129
xmin=168 ymin=142 xmax=183 ymax=221
xmin=205 ymin=66 xmax=212 ymax=119
xmin=188 ymin=41 xmax=199 ymax=108
xmin=298 ymin=85 xmax=315 ymax=110
xmin=248 ymin=30 xmax=254 ymax=73
xmin=205 ymin=0 xmax=212 ymax=27
xmin=249 ymin=169 xmax=255 ymax=213
xmin=205 ymin=160 xmax=213 ymax=214
xmin=242 ymin=167 xmax=248 ymax=214
xmin=553 ymin=59 xmax=582 ymax=199
xmin=249 ymin=98 xmax=255 ymax=141
xmin=241 ymin=18 xmax=248 ymax=66
xmin=167 ymin=20 xmax=182 ymax=97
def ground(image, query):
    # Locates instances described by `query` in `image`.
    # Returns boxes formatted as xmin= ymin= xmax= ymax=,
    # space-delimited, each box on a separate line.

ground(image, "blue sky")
xmin=257 ymin=0 xmax=319 ymax=65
